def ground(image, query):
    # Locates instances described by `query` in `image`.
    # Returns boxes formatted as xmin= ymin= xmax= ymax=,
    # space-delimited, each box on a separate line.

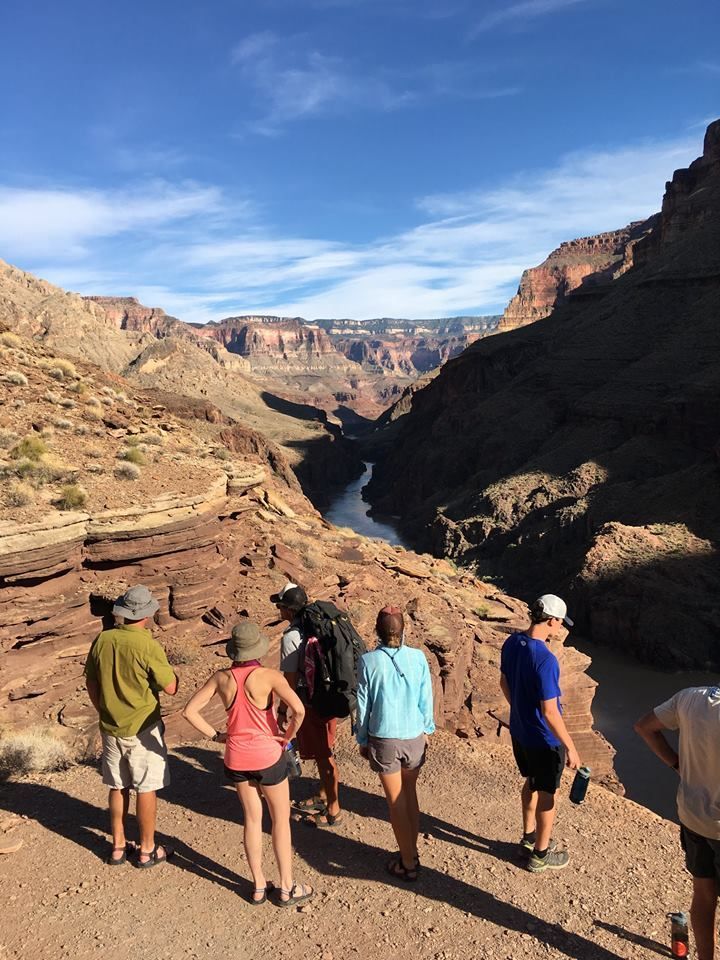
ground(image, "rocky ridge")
xmin=0 ymin=331 xmax=615 ymax=786
xmin=367 ymin=119 xmax=720 ymax=669
xmin=498 ymin=221 xmax=655 ymax=332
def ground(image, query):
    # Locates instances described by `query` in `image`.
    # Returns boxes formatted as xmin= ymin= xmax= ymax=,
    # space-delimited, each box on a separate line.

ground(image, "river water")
xmin=324 ymin=465 xmax=718 ymax=822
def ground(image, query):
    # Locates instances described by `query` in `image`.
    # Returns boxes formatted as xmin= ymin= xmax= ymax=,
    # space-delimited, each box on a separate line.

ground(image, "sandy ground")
xmin=0 ymin=729 xmax=690 ymax=960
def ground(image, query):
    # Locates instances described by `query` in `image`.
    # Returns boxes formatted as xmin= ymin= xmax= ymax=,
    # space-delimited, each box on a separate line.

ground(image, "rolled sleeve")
xmin=355 ymin=656 xmax=370 ymax=746
xmin=654 ymin=693 xmax=680 ymax=730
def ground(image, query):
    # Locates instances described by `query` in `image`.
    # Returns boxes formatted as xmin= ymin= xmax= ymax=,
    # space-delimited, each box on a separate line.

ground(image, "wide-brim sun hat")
xmin=226 ymin=621 xmax=270 ymax=662
xmin=112 ymin=585 xmax=159 ymax=621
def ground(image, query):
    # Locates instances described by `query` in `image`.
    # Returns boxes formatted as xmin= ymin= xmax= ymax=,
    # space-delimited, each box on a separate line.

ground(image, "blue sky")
xmin=1 ymin=0 xmax=718 ymax=322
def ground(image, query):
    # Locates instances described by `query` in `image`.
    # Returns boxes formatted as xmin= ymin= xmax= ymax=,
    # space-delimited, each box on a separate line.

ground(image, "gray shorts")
xmin=101 ymin=722 xmax=170 ymax=793
xmin=368 ymin=734 xmax=426 ymax=774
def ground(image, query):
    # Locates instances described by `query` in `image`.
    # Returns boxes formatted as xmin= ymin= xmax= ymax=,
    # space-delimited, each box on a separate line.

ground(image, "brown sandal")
xmin=277 ymin=883 xmax=314 ymax=907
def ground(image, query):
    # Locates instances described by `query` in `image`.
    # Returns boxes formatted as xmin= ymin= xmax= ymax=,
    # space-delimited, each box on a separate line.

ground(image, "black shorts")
xmin=224 ymin=753 xmax=288 ymax=786
xmin=512 ymin=738 xmax=565 ymax=794
xmin=680 ymin=824 xmax=720 ymax=883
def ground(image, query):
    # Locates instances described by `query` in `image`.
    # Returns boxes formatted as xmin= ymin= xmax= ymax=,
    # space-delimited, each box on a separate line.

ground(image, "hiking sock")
xmin=523 ymin=831 xmax=536 ymax=845
xmin=533 ymin=847 xmax=548 ymax=860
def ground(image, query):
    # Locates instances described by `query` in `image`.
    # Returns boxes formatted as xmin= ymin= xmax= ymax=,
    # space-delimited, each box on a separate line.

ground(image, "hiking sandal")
xmin=293 ymin=797 xmax=327 ymax=814
xmin=386 ymin=858 xmax=418 ymax=883
xmin=250 ymin=881 xmax=275 ymax=905
xmin=105 ymin=843 xmax=134 ymax=866
xmin=135 ymin=844 xmax=172 ymax=869
xmin=277 ymin=883 xmax=314 ymax=907
xmin=312 ymin=810 xmax=343 ymax=828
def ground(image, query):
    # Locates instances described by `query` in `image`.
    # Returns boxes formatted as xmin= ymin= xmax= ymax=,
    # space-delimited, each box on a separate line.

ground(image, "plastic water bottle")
xmin=569 ymin=766 xmax=591 ymax=804
xmin=285 ymin=742 xmax=302 ymax=779
xmin=669 ymin=912 xmax=689 ymax=958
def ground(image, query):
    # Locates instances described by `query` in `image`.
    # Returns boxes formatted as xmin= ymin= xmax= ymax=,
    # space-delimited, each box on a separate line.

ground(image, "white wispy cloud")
xmin=472 ymin=0 xmax=589 ymax=34
xmin=1 ymin=131 xmax=701 ymax=322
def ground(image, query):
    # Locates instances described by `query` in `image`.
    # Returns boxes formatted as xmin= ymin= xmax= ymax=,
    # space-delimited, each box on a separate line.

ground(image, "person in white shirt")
xmin=635 ymin=685 xmax=720 ymax=960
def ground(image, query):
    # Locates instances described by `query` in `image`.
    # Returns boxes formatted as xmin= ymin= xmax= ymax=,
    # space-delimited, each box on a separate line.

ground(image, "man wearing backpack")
xmin=272 ymin=582 xmax=362 ymax=827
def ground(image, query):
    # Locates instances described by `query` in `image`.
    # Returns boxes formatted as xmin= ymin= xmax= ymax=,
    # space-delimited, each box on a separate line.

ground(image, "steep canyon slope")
xmin=368 ymin=119 xmax=720 ymax=669
xmin=0 ymin=332 xmax=615 ymax=784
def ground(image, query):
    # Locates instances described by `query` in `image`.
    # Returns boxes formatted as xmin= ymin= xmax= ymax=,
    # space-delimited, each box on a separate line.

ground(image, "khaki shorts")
xmin=368 ymin=734 xmax=426 ymax=774
xmin=101 ymin=722 xmax=170 ymax=793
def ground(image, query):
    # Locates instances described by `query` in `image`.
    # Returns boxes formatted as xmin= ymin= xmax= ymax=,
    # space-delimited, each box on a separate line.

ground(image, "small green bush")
xmin=10 ymin=435 xmax=47 ymax=462
xmin=56 ymin=484 xmax=87 ymax=510
xmin=121 ymin=447 xmax=146 ymax=465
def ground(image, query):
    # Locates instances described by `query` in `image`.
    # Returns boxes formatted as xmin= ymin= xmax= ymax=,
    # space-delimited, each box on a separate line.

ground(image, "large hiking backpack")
xmin=299 ymin=600 xmax=367 ymax=719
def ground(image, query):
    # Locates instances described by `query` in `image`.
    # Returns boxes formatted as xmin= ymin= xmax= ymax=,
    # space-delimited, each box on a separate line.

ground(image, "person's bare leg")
xmin=690 ymin=877 xmax=718 ymax=960
xmin=316 ymin=756 xmax=340 ymax=817
xmin=108 ymin=788 xmax=130 ymax=860
xmin=401 ymin=767 xmax=421 ymax=860
xmin=137 ymin=791 xmax=166 ymax=862
xmin=534 ymin=790 xmax=556 ymax=851
xmin=261 ymin=780 xmax=296 ymax=897
xmin=379 ymin=771 xmax=415 ymax=870
xmin=237 ymin=782 xmax=266 ymax=900
xmin=521 ymin=779 xmax=538 ymax=836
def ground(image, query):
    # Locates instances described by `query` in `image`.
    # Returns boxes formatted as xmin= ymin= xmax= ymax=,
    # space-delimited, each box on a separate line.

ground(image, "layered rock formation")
xmin=333 ymin=333 xmax=485 ymax=376
xmin=367 ymin=119 xmax=720 ymax=669
xmin=0 ymin=332 xmax=615 ymax=784
xmin=498 ymin=222 xmax=654 ymax=332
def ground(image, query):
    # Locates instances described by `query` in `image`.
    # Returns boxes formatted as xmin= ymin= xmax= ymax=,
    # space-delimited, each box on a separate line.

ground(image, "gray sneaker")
xmin=527 ymin=848 xmax=569 ymax=873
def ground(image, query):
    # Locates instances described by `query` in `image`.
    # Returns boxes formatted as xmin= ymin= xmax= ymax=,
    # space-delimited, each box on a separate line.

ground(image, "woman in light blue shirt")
xmin=356 ymin=605 xmax=435 ymax=882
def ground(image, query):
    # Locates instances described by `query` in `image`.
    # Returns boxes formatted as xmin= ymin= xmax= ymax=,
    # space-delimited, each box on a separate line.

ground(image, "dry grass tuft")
xmin=5 ymin=481 xmax=35 ymax=507
xmin=0 ymin=429 xmax=18 ymax=449
xmin=43 ymin=390 xmax=61 ymax=404
xmin=121 ymin=447 xmax=146 ymax=465
xmin=115 ymin=462 xmax=140 ymax=480
xmin=0 ymin=729 xmax=73 ymax=780
xmin=10 ymin=435 xmax=47 ymax=462
xmin=0 ymin=331 xmax=22 ymax=348
xmin=52 ymin=418 xmax=73 ymax=430
xmin=55 ymin=484 xmax=87 ymax=510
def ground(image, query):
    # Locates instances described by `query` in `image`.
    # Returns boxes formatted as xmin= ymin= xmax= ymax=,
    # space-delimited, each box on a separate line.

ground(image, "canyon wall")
xmin=0 ymin=332 xmax=615 ymax=783
xmin=498 ymin=222 xmax=654 ymax=332
xmin=367 ymin=119 xmax=720 ymax=669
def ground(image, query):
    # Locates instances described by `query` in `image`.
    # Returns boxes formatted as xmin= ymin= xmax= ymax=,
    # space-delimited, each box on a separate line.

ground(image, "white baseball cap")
xmin=534 ymin=594 xmax=573 ymax=627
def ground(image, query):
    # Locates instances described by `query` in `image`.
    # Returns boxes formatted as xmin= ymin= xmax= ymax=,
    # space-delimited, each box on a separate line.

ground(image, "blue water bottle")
xmin=569 ymin=766 xmax=591 ymax=804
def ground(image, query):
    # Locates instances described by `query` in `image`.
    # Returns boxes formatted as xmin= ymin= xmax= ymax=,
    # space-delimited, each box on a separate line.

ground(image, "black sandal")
xmin=135 ymin=844 xmax=172 ymax=869
xmin=250 ymin=881 xmax=275 ymax=905
xmin=386 ymin=858 xmax=418 ymax=883
xmin=312 ymin=810 xmax=343 ymax=828
xmin=277 ymin=882 xmax=314 ymax=907
xmin=105 ymin=843 xmax=133 ymax=866
xmin=293 ymin=797 xmax=327 ymax=814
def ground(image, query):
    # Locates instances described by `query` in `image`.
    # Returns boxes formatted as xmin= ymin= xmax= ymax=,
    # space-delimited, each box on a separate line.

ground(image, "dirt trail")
xmin=1 ymin=730 xmax=688 ymax=960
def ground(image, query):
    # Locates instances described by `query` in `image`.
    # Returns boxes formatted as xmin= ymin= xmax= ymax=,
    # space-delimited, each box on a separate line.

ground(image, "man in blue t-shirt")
xmin=500 ymin=594 xmax=581 ymax=873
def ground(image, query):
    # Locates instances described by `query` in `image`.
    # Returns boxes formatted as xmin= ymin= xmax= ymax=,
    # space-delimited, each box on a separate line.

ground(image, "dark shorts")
xmin=680 ymin=824 xmax=720 ymax=883
xmin=224 ymin=753 xmax=288 ymax=786
xmin=368 ymin=734 xmax=426 ymax=774
xmin=512 ymin=738 xmax=566 ymax=794
xmin=296 ymin=705 xmax=337 ymax=762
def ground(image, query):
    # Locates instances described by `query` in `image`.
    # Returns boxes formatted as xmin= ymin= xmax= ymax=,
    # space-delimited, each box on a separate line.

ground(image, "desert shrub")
xmin=13 ymin=459 xmax=36 ymax=479
xmin=10 ymin=435 xmax=47 ymax=461
xmin=120 ymin=447 xmax=146 ymax=465
xmin=67 ymin=381 xmax=87 ymax=395
xmin=52 ymin=418 xmax=73 ymax=430
xmin=0 ymin=730 xmax=73 ymax=780
xmin=124 ymin=434 xmax=141 ymax=446
xmin=55 ymin=484 xmax=87 ymax=510
xmin=213 ymin=447 xmax=231 ymax=461
xmin=49 ymin=359 xmax=77 ymax=379
xmin=85 ymin=395 xmax=102 ymax=408
xmin=6 ymin=481 xmax=35 ymax=507
xmin=43 ymin=390 xmax=61 ymax=404
xmin=39 ymin=426 xmax=55 ymax=438
xmin=32 ymin=462 xmax=69 ymax=485
xmin=165 ymin=642 xmax=198 ymax=666
xmin=0 ymin=331 xmax=22 ymax=348
xmin=115 ymin=462 xmax=140 ymax=480
xmin=0 ymin=429 xmax=18 ymax=449
xmin=59 ymin=398 xmax=76 ymax=409
xmin=140 ymin=432 xmax=164 ymax=446
xmin=2 ymin=371 xmax=28 ymax=386
xmin=84 ymin=408 xmax=102 ymax=422
xmin=100 ymin=395 xmax=115 ymax=406
xmin=74 ymin=424 xmax=89 ymax=436
xmin=86 ymin=464 xmax=104 ymax=474
xmin=48 ymin=367 xmax=66 ymax=381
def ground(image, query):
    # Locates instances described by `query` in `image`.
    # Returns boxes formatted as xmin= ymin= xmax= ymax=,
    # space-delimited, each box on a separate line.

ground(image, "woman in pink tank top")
xmin=183 ymin=621 xmax=314 ymax=906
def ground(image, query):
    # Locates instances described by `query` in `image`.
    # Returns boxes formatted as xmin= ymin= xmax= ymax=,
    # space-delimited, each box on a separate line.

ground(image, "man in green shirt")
xmin=85 ymin=586 xmax=178 ymax=867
